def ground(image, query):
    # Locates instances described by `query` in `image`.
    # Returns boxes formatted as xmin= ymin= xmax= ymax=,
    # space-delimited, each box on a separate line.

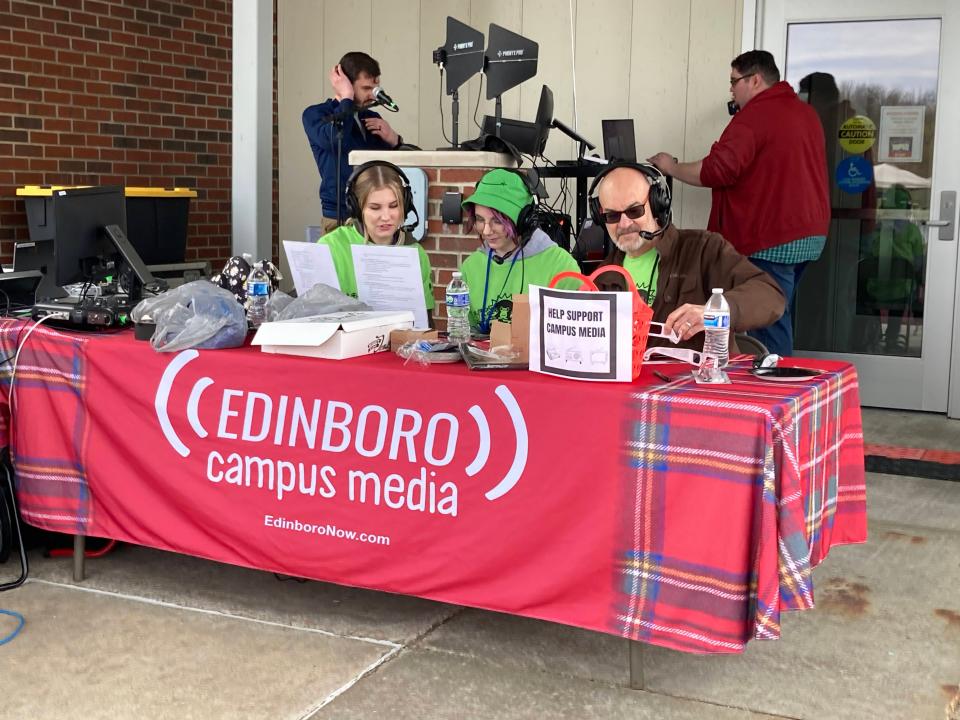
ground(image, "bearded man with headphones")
xmin=592 ymin=162 xmax=785 ymax=355
xmin=316 ymin=160 xmax=435 ymax=325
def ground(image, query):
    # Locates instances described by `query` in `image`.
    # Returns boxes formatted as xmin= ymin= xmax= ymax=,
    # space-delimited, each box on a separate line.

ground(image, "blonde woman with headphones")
xmin=316 ymin=160 xmax=435 ymax=325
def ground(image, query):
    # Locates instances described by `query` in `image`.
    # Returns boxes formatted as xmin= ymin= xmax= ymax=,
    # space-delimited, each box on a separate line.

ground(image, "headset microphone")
xmin=373 ymin=86 xmax=399 ymax=112
xmin=639 ymin=227 xmax=666 ymax=241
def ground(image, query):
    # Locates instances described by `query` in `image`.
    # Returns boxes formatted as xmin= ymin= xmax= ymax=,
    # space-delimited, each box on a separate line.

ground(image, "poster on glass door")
xmin=878 ymin=106 xmax=925 ymax=163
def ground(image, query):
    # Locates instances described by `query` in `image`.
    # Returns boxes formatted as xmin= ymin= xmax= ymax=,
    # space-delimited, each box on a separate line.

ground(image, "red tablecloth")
xmin=0 ymin=320 xmax=866 ymax=654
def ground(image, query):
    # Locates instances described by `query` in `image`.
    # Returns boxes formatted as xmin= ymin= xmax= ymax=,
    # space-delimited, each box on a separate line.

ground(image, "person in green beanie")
xmin=317 ymin=161 xmax=434 ymax=326
xmin=460 ymin=168 xmax=580 ymax=333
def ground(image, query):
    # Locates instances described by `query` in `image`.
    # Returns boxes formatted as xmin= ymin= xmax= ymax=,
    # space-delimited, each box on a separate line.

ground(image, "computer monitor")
xmin=601 ymin=119 xmax=637 ymax=162
xmin=481 ymin=85 xmax=554 ymax=156
xmin=0 ymin=270 xmax=43 ymax=313
xmin=532 ymin=84 xmax=554 ymax=154
xmin=51 ymin=186 xmax=159 ymax=302
xmin=13 ymin=240 xmax=64 ymax=299
xmin=52 ymin=186 xmax=127 ymax=288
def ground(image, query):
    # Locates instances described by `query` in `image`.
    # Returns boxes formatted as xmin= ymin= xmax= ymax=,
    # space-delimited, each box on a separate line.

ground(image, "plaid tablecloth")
xmin=0 ymin=319 xmax=867 ymax=654
xmin=0 ymin=320 xmax=91 ymax=535
xmin=615 ymin=363 xmax=867 ymax=652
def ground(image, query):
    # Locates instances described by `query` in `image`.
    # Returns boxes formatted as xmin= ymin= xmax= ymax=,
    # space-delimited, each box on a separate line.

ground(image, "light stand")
xmin=317 ymin=103 xmax=358 ymax=224
xmin=451 ymin=89 xmax=460 ymax=147
xmin=484 ymin=24 xmax=539 ymax=141
xmin=433 ymin=17 xmax=484 ymax=149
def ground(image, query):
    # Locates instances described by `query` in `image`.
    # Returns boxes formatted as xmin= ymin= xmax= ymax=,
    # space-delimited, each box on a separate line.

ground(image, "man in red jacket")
xmin=649 ymin=50 xmax=829 ymax=357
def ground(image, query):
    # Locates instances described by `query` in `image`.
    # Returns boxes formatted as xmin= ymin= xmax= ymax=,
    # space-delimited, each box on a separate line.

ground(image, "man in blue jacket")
xmin=303 ymin=52 xmax=405 ymax=234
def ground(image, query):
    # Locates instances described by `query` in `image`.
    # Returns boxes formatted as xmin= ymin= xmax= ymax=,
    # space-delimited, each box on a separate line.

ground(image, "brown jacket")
xmin=607 ymin=225 xmax=785 ymax=354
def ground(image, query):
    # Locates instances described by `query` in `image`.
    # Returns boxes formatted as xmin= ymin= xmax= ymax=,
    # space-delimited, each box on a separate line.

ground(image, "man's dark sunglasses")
xmin=601 ymin=203 xmax=645 ymax=225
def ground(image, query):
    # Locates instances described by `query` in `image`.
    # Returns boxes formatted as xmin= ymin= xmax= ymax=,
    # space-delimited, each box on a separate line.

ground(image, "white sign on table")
xmin=282 ymin=240 xmax=341 ymax=296
xmin=351 ymin=244 xmax=428 ymax=329
xmin=528 ymin=285 xmax=634 ymax=382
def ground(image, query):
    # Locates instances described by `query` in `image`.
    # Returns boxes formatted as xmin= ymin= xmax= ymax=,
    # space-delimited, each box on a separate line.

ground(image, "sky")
xmin=785 ymin=19 xmax=941 ymax=95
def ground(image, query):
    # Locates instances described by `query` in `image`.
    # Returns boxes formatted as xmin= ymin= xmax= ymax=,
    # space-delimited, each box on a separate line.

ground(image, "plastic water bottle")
xmin=700 ymin=288 xmax=730 ymax=380
xmin=445 ymin=271 xmax=471 ymax=344
xmin=245 ymin=264 xmax=271 ymax=327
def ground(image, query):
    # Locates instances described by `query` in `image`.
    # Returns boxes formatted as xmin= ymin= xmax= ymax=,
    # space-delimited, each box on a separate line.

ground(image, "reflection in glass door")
xmin=788 ymin=19 xmax=940 ymax=360
xmin=760 ymin=0 xmax=960 ymax=413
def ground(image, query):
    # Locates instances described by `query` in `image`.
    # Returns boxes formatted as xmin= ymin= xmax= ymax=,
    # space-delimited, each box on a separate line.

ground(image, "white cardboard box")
xmin=251 ymin=310 xmax=415 ymax=360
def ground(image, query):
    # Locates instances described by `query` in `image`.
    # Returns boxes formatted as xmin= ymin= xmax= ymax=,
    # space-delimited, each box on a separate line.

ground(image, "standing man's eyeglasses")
xmin=729 ymin=73 xmax=755 ymax=87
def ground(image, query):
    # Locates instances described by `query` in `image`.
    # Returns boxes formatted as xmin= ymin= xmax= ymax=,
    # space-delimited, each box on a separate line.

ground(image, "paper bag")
xmin=489 ymin=293 xmax=529 ymax=363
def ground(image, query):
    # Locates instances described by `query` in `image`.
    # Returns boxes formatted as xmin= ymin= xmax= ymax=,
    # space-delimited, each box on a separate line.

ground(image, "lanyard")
xmin=638 ymin=253 xmax=660 ymax=304
xmin=479 ymin=248 xmax=522 ymax=333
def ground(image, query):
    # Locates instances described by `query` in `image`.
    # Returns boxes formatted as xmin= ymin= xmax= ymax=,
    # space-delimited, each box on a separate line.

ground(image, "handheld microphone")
xmin=373 ymin=86 xmax=399 ymax=112
xmin=727 ymin=100 xmax=739 ymax=116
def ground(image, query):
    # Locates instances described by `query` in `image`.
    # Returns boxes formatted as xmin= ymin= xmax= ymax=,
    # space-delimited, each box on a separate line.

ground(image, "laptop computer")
xmin=601 ymin=119 xmax=637 ymax=162
xmin=0 ymin=269 xmax=43 ymax=314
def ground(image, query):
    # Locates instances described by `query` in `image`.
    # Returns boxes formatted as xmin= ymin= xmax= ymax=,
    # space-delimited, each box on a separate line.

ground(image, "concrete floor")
xmin=0 ymin=408 xmax=958 ymax=720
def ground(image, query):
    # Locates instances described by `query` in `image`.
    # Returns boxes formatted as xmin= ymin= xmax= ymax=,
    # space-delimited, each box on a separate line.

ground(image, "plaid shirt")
xmin=751 ymin=235 xmax=826 ymax=264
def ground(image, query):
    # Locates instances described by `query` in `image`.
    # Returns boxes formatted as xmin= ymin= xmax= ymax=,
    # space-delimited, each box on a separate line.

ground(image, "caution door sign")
xmin=838 ymin=115 xmax=876 ymax=153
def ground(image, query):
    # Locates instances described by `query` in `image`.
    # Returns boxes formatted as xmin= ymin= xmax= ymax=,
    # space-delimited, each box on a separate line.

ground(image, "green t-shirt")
xmin=316 ymin=224 xmax=435 ymax=310
xmin=623 ymin=250 xmax=660 ymax=305
xmin=460 ymin=244 xmax=581 ymax=330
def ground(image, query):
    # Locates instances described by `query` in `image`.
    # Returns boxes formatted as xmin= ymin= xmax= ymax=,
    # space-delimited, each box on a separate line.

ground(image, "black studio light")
xmin=484 ymin=24 xmax=539 ymax=101
xmin=433 ymin=17 xmax=485 ymax=148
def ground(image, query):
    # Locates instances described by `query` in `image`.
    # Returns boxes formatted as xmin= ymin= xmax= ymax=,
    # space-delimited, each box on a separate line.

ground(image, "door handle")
xmin=926 ymin=191 xmax=956 ymax=241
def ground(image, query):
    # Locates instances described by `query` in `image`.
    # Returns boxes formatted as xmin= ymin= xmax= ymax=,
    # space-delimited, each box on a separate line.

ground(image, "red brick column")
xmin=422 ymin=166 xmax=487 ymax=331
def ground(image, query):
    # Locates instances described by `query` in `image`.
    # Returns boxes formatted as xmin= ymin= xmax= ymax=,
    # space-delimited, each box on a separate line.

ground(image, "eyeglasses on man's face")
xmin=601 ymin=203 xmax=645 ymax=225
xmin=729 ymin=73 xmax=755 ymax=87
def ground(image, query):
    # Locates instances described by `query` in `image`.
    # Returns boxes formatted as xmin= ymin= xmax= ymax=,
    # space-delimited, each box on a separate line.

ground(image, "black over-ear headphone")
xmin=500 ymin=167 xmax=545 ymax=239
xmin=587 ymin=161 xmax=672 ymax=235
xmin=345 ymin=160 xmax=419 ymax=237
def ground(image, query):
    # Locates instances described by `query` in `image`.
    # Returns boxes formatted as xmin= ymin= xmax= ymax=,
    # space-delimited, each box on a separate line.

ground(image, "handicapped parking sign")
xmin=835 ymin=156 xmax=873 ymax=194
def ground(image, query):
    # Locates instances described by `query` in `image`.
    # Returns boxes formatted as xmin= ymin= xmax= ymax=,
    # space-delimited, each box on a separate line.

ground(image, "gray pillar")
xmin=232 ymin=0 xmax=273 ymax=261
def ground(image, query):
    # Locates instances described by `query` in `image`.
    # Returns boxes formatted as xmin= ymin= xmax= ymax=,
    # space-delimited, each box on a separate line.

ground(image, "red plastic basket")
xmin=548 ymin=265 xmax=653 ymax=379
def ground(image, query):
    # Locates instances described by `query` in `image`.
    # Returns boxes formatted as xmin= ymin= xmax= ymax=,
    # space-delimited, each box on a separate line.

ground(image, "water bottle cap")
xmin=452 ymin=271 xmax=462 ymax=278
xmin=712 ymin=288 xmax=723 ymax=293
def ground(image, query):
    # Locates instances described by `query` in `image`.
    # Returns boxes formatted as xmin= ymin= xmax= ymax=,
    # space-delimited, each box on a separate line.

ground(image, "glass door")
xmin=759 ymin=1 xmax=960 ymax=412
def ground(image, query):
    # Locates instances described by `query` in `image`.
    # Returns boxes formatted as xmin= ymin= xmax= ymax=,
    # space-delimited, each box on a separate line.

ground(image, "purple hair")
xmin=462 ymin=203 xmax=520 ymax=245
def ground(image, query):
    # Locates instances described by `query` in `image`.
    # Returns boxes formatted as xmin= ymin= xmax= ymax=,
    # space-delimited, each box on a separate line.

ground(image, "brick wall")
xmin=0 ymin=0 xmax=236 ymax=269
xmin=422 ymin=166 xmax=487 ymax=332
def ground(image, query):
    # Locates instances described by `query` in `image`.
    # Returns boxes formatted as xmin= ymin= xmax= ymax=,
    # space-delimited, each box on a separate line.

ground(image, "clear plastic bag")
xmin=266 ymin=290 xmax=294 ymax=322
xmin=396 ymin=340 xmax=462 ymax=366
xmin=276 ymin=283 xmax=369 ymax=321
xmin=131 ymin=280 xmax=248 ymax=352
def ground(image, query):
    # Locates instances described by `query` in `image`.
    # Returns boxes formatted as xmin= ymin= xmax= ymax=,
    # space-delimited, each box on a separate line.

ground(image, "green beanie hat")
xmin=462 ymin=169 xmax=532 ymax=224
